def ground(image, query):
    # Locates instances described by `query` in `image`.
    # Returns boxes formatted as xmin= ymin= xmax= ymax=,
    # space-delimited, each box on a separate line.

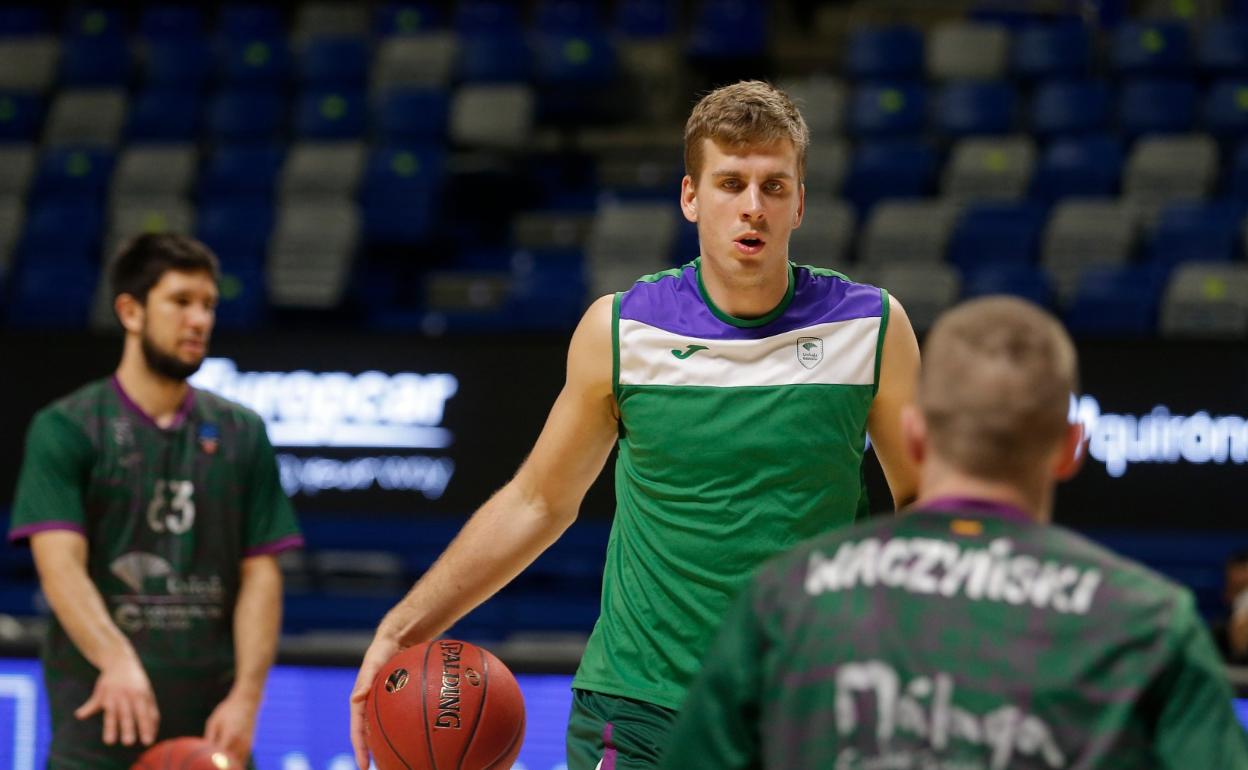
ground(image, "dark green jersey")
xmin=661 ymin=500 xmax=1248 ymax=770
xmin=8 ymin=377 xmax=302 ymax=682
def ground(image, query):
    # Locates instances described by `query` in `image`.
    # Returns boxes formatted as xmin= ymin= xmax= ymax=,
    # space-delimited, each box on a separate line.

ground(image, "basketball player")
xmin=658 ymin=297 xmax=1248 ymax=769
xmin=8 ymin=234 xmax=302 ymax=768
xmin=351 ymin=80 xmax=922 ymax=769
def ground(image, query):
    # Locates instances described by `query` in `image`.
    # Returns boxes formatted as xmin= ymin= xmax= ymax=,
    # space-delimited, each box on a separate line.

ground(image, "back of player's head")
xmin=684 ymin=80 xmax=809 ymax=184
xmin=919 ymin=296 xmax=1079 ymax=481
xmin=110 ymin=233 xmax=220 ymax=305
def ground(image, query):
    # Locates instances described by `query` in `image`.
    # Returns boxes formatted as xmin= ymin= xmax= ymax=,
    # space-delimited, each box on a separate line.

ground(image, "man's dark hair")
xmin=1228 ymin=549 xmax=1248 ymax=568
xmin=109 ymin=233 xmax=221 ymax=304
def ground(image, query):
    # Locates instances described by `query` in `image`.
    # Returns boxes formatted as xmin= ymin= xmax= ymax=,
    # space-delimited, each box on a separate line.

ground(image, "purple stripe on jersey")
xmin=110 ymin=375 xmax=196 ymax=431
xmin=618 ymin=264 xmax=882 ymax=340
xmin=913 ymin=496 xmax=1037 ymax=524
xmin=8 ymin=520 xmax=86 ymax=542
xmin=243 ymin=533 xmax=305 ymax=557
xmin=602 ymin=722 xmax=617 ymax=770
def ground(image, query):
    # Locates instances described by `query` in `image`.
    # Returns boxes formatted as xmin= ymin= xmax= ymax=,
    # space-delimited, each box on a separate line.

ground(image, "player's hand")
xmin=350 ymin=630 xmax=404 ymax=770
xmin=204 ymin=691 xmax=258 ymax=764
xmin=74 ymin=651 xmax=160 ymax=746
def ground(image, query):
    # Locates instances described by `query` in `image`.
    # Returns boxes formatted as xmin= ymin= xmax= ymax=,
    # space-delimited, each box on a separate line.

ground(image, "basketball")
xmin=130 ymin=737 xmax=236 ymax=770
xmin=366 ymin=639 xmax=525 ymax=770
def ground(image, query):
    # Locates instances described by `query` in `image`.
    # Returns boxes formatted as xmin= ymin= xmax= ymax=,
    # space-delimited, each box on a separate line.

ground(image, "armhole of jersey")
xmin=611 ymin=291 xmax=622 ymax=403
xmin=873 ymin=288 xmax=890 ymax=396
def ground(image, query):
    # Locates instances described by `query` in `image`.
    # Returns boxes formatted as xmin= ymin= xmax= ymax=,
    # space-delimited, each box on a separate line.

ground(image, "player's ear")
xmin=680 ymin=175 xmax=698 ymax=223
xmin=1051 ymin=421 xmax=1086 ymax=482
xmin=900 ymin=404 xmax=926 ymax=468
xmin=114 ymin=292 xmax=144 ymax=334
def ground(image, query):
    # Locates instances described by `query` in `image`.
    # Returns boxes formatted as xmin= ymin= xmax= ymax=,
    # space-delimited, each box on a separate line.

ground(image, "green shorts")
xmin=565 ymin=689 xmax=679 ymax=770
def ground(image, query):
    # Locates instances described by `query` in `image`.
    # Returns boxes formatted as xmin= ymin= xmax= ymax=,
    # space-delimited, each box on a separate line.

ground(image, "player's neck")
xmin=699 ymin=254 xmax=790 ymax=319
xmin=916 ymin=461 xmax=1053 ymax=524
xmin=115 ymin=353 xmax=191 ymax=428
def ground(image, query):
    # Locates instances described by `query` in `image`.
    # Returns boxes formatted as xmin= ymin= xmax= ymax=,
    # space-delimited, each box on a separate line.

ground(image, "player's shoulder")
xmin=1045 ymin=524 xmax=1195 ymax=607
xmin=191 ymin=387 xmax=266 ymax=431
xmin=33 ymin=378 xmax=113 ymax=430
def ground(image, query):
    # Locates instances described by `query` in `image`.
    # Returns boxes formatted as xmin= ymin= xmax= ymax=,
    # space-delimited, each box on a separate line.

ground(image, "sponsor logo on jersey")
xmin=797 ymin=337 xmax=823 ymax=369
xmin=670 ymin=344 xmax=709 ymax=359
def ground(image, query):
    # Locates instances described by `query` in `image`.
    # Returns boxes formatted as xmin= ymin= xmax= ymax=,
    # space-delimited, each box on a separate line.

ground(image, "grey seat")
xmin=512 ymin=211 xmax=594 ymax=253
xmin=587 ymin=201 xmax=678 ymax=266
xmin=1160 ymin=263 xmax=1248 ymax=338
xmin=293 ymin=2 xmax=369 ymax=41
xmin=857 ymin=263 xmax=961 ymax=332
xmin=859 ymin=200 xmax=960 ymax=265
xmin=0 ymin=145 xmax=36 ymax=198
xmin=106 ymin=199 xmax=196 ymax=258
xmin=0 ymin=197 xmax=23 ymax=279
xmin=927 ymin=22 xmax=1010 ymax=80
xmin=373 ymin=34 xmax=458 ymax=91
xmin=790 ymin=198 xmax=855 ymax=268
xmin=0 ymin=38 xmax=60 ymax=92
xmin=268 ymin=200 xmax=360 ymax=308
xmin=616 ymin=40 xmax=687 ymax=125
xmin=450 ymin=85 xmax=535 ymax=150
xmin=595 ymin=147 xmax=684 ymax=197
xmin=425 ymin=270 xmax=513 ymax=312
xmin=1041 ymin=199 xmax=1137 ymax=305
xmin=279 ymin=142 xmax=366 ymax=200
xmin=803 ymin=136 xmax=850 ymax=197
xmin=44 ymin=89 xmax=127 ymax=147
xmin=942 ymin=136 xmax=1035 ymax=201
xmin=1123 ymin=135 xmax=1219 ymax=227
xmin=777 ymin=75 xmax=846 ymax=136
xmin=111 ymin=145 xmax=198 ymax=199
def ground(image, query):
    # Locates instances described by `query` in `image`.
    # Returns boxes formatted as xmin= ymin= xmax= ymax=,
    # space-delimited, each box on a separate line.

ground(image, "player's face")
xmin=681 ymin=137 xmax=805 ymax=276
xmin=140 ymin=269 xmax=218 ymax=381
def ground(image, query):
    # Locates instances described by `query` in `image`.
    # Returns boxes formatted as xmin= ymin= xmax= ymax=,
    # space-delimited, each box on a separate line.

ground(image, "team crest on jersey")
xmin=797 ymin=337 xmax=823 ymax=369
xmin=198 ymin=423 xmax=220 ymax=455
xmin=111 ymin=419 xmax=133 ymax=448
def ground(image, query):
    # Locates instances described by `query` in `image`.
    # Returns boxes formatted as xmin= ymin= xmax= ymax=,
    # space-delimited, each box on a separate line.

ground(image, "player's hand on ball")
xmin=350 ymin=629 xmax=404 ymax=770
xmin=74 ymin=650 xmax=160 ymax=746
xmin=204 ymin=691 xmax=258 ymax=763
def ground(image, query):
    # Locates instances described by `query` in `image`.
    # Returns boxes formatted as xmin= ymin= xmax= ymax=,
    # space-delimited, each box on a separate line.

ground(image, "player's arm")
xmin=867 ymin=294 xmax=921 ymax=510
xmin=1152 ymin=593 xmax=1248 ymax=767
xmin=30 ymin=531 xmax=160 ymax=747
xmin=657 ymin=582 xmax=765 ymax=770
xmin=351 ymin=294 xmax=619 ymax=769
xmin=204 ymin=553 xmax=282 ymax=761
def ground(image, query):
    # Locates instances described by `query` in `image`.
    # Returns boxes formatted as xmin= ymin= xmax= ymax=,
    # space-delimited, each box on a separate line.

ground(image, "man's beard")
xmin=141 ymin=331 xmax=205 ymax=382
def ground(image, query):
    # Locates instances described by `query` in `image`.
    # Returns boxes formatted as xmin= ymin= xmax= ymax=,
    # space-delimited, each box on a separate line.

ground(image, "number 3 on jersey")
xmin=146 ymin=480 xmax=196 ymax=534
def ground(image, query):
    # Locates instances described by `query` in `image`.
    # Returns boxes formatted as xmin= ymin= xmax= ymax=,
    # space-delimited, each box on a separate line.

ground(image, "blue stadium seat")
xmin=298 ymin=38 xmax=369 ymax=88
xmin=1119 ymin=79 xmax=1196 ymax=137
xmin=1030 ymin=135 xmax=1123 ymax=200
xmin=360 ymin=146 xmax=446 ymax=245
xmin=1230 ymin=141 xmax=1248 ymax=199
xmin=936 ymin=81 xmax=1016 ymax=137
xmin=139 ymin=6 xmax=204 ymax=39
xmin=199 ymin=145 xmax=284 ymax=198
xmin=455 ymin=0 xmax=522 ymax=34
xmin=64 ymin=7 xmax=125 ymax=41
xmin=6 ymin=264 xmax=96 ymax=328
xmin=219 ymin=34 xmax=290 ymax=87
xmin=195 ymin=196 xmax=275 ymax=260
xmin=849 ymin=83 xmax=926 ymax=137
xmin=842 ymin=140 xmax=937 ymax=213
xmin=458 ymin=32 xmax=533 ymax=82
xmin=1012 ymin=21 xmax=1092 ymax=80
xmin=1197 ymin=20 xmax=1248 ymax=75
xmin=213 ymin=266 xmax=267 ymax=329
xmin=846 ymin=25 xmax=924 ymax=81
xmin=143 ymin=38 xmax=213 ymax=88
xmin=536 ymin=0 xmax=602 ymax=33
xmin=533 ymin=30 xmax=617 ymax=86
xmin=31 ymin=148 xmax=114 ymax=199
xmin=947 ymin=202 xmax=1046 ymax=270
xmin=961 ymin=263 xmax=1055 ymax=307
xmin=688 ymin=0 xmax=768 ymax=59
xmin=17 ymin=198 xmax=103 ymax=263
xmin=294 ymin=89 xmax=366 ymax=139
xmin=208 ymin=89 xmax=285 ymax=142
xmin=374 ymin=88 xmax=450 ymax=142
xmin=1111 ymin=21 xmax=1192 ymax=76
xmin=613 ymin=0 xmax=676 ymax=39
xmin=1147 ymin=200 xmax=1244 ymax=268
xmin=1030 ymin=80 xmax=1111 ymax=137
xmin=374 ymin=3 xmax=444 ymax=35
xmin=60 ymin=36 xmax=131 ymax=86
xmin=0 ymin=7 xmax=49 ymax=36
xmin=1065 ymin=266 xmax=1163 ymax=337
xmin=126 ymin=89 xmax=203 ymax=142
xmin=0 ymin=93 xmax=45 ymax=141
xmin=219 ymin=4 xmax=284 ymax=38
xmin=1203 ymin=80 xmax=1248 ymax=139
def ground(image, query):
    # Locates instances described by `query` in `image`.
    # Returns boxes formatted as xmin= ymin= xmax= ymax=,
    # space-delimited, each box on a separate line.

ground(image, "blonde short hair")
xmin=684 ymin=80 xmax=809 ymax=183
xmin=920 ymin=297 xmax=1079 ymax=480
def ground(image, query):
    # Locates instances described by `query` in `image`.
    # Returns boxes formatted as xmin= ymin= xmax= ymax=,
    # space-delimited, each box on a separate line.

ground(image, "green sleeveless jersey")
xmin=662 ymin=501 xmax=1248 ymax=769
xmin=573 ymin=259 xmax=890 ymax=709
xmin=8 ymin=377 xmax=302 ymax=683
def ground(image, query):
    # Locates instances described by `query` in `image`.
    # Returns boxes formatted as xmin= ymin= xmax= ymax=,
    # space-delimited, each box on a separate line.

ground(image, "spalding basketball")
xmin=367 ymin=639 xmax=526 ymax=770
xmin=131 ymin=737 xmax=236 ymax=770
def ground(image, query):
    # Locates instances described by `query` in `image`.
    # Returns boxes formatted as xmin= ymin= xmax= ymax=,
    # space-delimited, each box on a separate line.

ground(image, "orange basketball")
xmin=366 ymin=639 xmax=526 ymax=770
xmin=131 ymin=737 xmax=236 ymax=770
